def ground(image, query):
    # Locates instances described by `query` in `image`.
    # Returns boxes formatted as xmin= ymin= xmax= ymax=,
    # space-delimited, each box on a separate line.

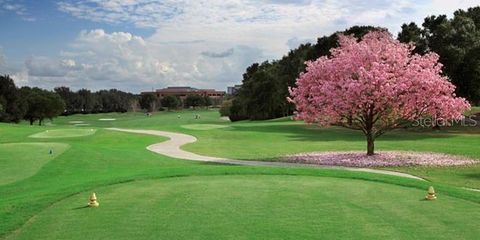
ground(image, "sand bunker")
xmin=29 ymin=129 xmax=97 ymax=138
xmin=181 ymin=124 xmax=229 ymax=130
xmin=69 ymin=121 xmax=85 ymax=124
xmin=98 ymin=118 xmax=116 ymax=121
xmin=282 ymin=151 xmax=477 ymax=167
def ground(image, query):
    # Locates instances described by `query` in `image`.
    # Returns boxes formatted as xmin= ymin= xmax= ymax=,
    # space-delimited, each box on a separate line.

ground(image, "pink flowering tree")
xmin=289 ymin=31 xmax=470 ymax=156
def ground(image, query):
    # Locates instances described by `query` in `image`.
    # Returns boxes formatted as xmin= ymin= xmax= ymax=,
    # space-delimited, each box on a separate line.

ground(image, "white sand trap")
xmin=69 ymin=121 xmax=85 ymax=124
xmin=220 ymin=116 xmax=230 ymax=121
xmin=98 ymin=118 xmax=116 ymax=121
xmin=181 ymin=124 xmax=228 ymax=130
xmin=29 ymin=129 xmax=97 ymax=138
xmin=74 ymin=123 xmax=90 ymax=126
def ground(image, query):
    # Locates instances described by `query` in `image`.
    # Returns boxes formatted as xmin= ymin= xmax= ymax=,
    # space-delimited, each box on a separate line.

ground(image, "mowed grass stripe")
xmin=9 ymin=175 xmax=480 ymax=240
xmin=0 ymin=142 xmax=70 ymax=185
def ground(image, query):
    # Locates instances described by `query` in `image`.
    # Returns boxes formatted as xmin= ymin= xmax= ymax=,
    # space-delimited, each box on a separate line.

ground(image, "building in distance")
xmin=227 ymin=84 xmax=242 ymax=95
xmin=142 ymin=86 xmax=225 ymax=100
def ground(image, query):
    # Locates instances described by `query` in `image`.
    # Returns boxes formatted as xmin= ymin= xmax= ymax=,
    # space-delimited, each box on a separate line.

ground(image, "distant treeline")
xmin=54 ymin=86 xmax=137 ymax=115
xmin=0 ymin=75 xmax=65 ymax=125
xmin=0 ymin=74 xmax=223 ymax=125
xmin=139 ymin=92 xmax=219 ymax=112
xmin=0 ymin=75 xmax=139 ymax=125
xmin=226 ymin=6 xmax=480 ymax=121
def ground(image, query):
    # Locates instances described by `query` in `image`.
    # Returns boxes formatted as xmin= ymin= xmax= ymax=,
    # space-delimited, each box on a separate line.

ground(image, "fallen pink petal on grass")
xmin=282 ymin=151 xmax=477 ymax=167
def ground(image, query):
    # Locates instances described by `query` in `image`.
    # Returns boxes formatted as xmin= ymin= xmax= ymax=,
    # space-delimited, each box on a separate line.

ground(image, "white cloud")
xmin=0 ymin=0 xmax=35 ymax=21
xmin=6 ymin=0 xmax=480 ymax=92
xmin=10 ymin=28 xmax=267 ymax=92
xmin=26 ymin=56 xmax=83 ymax=77
xmin=201 ymin=48 xmax=235 ymax=58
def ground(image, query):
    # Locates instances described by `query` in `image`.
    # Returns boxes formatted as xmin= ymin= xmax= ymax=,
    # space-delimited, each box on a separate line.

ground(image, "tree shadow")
xmin=463 ymin=173 xmax=480 ymax=180
xmin=71 ymin=205 xmax=89 ymax=210
xmin=226 ymin=123 xmax=456 ymax=142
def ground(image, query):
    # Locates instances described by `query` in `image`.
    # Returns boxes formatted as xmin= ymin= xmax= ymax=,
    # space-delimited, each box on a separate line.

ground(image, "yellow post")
xmin=425 ymin=186 xmax=437 ymax=200
xmin=88 ymin=192 xmax=100 ymax=207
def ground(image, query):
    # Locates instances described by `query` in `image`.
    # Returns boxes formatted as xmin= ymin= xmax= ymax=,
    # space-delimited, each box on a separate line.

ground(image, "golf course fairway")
xmin=0 ymin=142 xmax=70 ymax=185
xmin=8 ymin=175 xmax=480 ymax=240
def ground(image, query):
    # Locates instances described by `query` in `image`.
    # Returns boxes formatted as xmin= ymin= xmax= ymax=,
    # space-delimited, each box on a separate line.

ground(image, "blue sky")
xmin=0 ymin=0 xmax=479 ymax=93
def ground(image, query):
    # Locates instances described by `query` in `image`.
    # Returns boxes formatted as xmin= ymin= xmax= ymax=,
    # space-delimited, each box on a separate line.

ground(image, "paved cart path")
xmin=107 ymin=128 xmax=425 ymax=181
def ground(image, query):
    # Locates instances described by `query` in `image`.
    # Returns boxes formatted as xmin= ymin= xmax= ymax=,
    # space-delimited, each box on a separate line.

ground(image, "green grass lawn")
xmin=1 ymin=109 xmax=479 ymax=239
xmin=7 ymin=175 xmax=480 ymax=240
xmin=0 ymin=142 xmax=69 ymax=185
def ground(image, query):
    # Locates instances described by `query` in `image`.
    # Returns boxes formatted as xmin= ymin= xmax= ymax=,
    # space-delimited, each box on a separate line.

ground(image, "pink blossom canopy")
xmin=289 ymin=31 xmax=470 ymax=134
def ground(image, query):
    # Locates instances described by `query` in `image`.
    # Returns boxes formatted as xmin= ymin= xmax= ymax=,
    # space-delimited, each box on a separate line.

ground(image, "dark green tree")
xmin=55 ymin=87 xmax=135 ymax=114
xmin=0 ymin=75 xmax=26 ymax=122
xmin=397 ymin=6 xmax=480 ymax=104
xmin=139 ymin=93 xmax=158 ymax=112
xmin=397 ymin=22 xmax=427 ymax=54
xmin=160 ymin=96 xmax=181 ymax=110
xmin=96 ymin=89 xmax=133 ymax=113
xmin=457 ymin=46 xmax=480 ymax=105
xmin=54 ymin=86 xmax=77 ymax=114
xmin=184 ymin=94 xmax=206 ymax=108
xmin=203 ymin=96 xmax=213 ymax=107
xmin=219 ymin=99 xmax=232 ymax=117
xmin=228 ymin=26 xmax=383 ymax=121
xmin=77 ymin=89 xmax=96 ymax=113
xmin=21 ymin=87 xmax=65 ymax=125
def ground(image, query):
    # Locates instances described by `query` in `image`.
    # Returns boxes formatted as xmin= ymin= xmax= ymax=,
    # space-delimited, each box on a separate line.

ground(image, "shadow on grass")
xmin=198 ymin=161 xmax=242 ymax=166
xmin=464 ymin=173 xmax=480 ymax=180
xmin=71 ymin=205 xmax=89 ymax=210
xmin=226 ymin=124 xmax=456 ymax=142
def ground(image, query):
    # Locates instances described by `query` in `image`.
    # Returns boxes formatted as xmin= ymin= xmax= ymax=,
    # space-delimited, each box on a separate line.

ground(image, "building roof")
xmin=156 ymin=87 xmax=197 ymax=92
xmin=155 ymin=86 xmax=224 ymax=94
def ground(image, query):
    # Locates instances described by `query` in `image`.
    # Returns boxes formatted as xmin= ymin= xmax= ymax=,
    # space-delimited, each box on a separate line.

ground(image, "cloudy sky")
xmin=0 ymin=0 xmax=479 ymax=93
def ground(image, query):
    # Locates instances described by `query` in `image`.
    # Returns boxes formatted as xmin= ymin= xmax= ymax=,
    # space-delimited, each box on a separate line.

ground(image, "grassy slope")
xmin=0 ymin=143 xmax=70 ymax=185
xmin=1 ymin=109 xmax=479 ymax=239
xmin=8 ymin=176 xmax=480 ymax=240
xmin=32 ymin=110 xmax=480 ymax=189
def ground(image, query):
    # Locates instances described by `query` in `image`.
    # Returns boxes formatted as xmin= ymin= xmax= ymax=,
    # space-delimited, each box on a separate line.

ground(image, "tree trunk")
xmin=38 ymin=119 xmax=43 ymax=126
xmin=30 ymin=119 xmax=34 ymax=125
xmin=367 ymin=136 xmax=375 ymax=156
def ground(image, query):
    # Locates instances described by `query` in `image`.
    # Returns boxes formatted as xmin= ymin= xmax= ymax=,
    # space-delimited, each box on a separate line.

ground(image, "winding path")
xmin=107 ymin=128 xmax=425 ymax=181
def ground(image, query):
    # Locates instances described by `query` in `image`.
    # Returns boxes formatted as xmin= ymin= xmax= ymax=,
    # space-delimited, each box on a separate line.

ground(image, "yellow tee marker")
xmin=88 ymin=192 xmax=100 ymax=207
xmin=425 ymin=186 xmax=437 ymax=200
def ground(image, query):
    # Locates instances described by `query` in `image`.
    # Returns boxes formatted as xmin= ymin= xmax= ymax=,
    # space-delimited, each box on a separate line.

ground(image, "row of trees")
xmin=397 ymin=7 xmax=480 ymax=104
xmin=1 ymin=72 xmax=221 ymax=124
xmin=227 ymin=6 xmax=480 ymax=121
xmin=0 ymin=75 xmax=64 ymax=125
xmin=53 ymin=87 xmax=137 ymax=115
xmin=228 ymin=26 xmax=381 ymax=121
xmin=1 ymin=75 xmax=139 ymax=125
xmin=139 ymin=93 xmax=215 ymax=112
